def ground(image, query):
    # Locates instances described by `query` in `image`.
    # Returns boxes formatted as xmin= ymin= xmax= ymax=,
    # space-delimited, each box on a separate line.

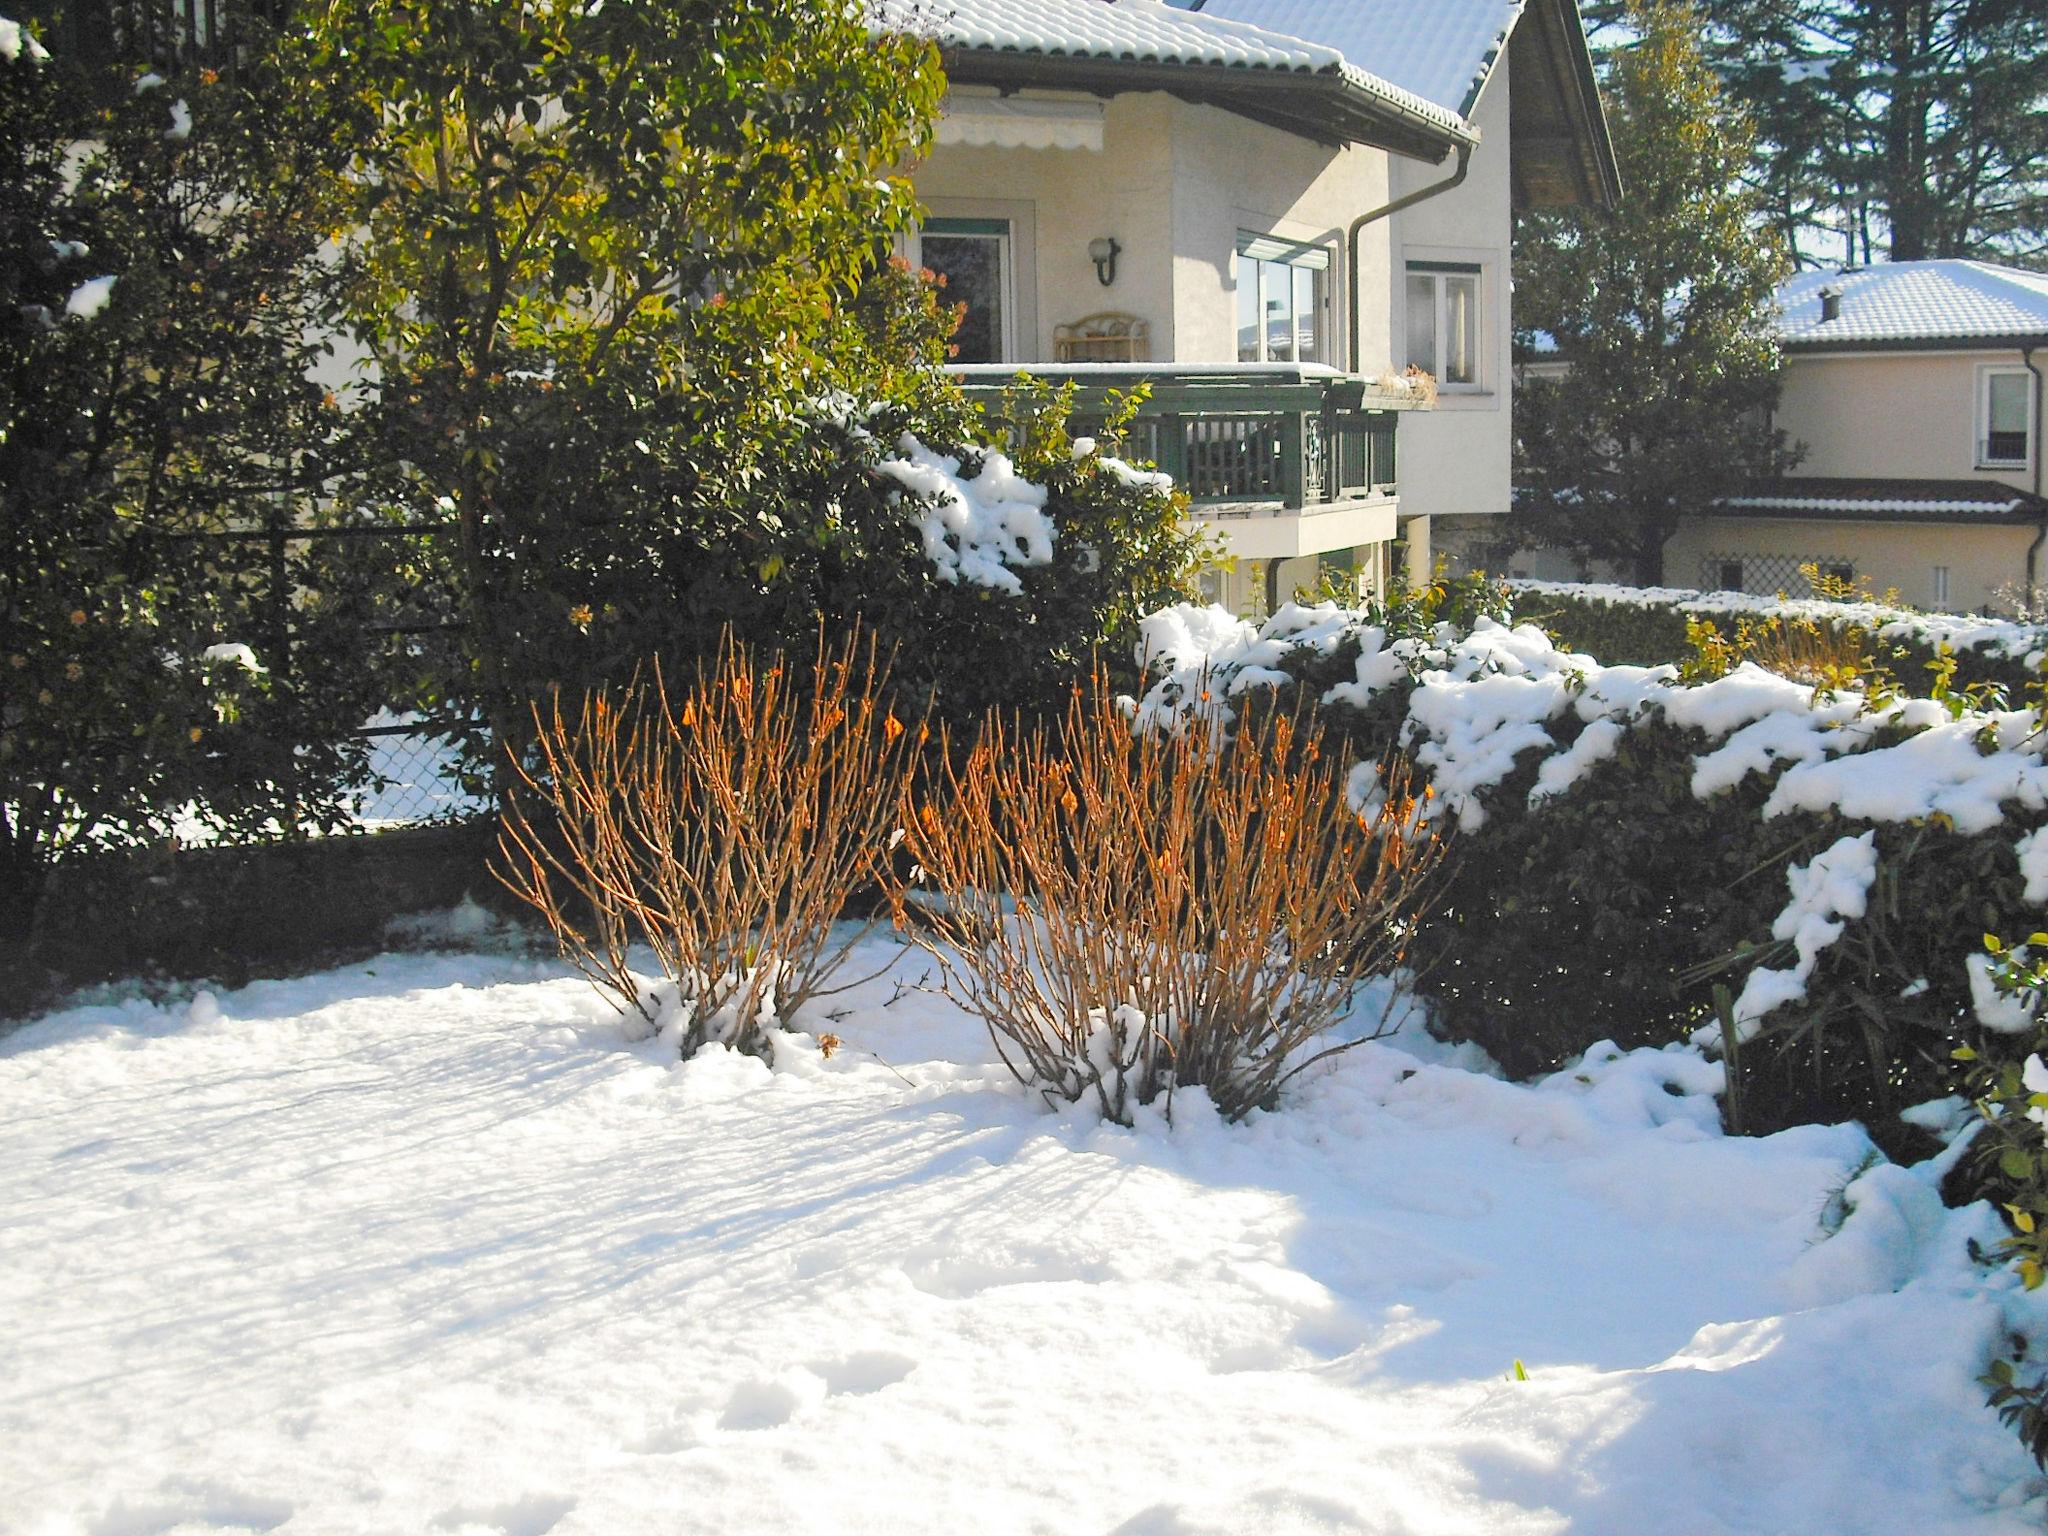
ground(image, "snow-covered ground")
xmin=2 ymin=923 xmax=2042 ymax=1535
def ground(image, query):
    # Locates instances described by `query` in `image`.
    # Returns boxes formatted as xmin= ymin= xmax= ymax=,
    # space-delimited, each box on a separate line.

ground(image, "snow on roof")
xmin=1716 ymin=477 xmax=2048 ymax=522
xmin=1165 ymin=0 xmax=1524 ymax=116
xmin=1779 ymin=261 xmax=2048 ymax=347
xmin=874 ymin=0 xmax=1472 ymax=138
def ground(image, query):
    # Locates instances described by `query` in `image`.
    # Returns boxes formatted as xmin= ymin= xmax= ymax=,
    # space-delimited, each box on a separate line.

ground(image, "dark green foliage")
xmin=1514 ymin=0 xmax=1796 ymax=584
xmin=295 ymin=0 xmax=1195 ymax=752
xmin=1683 ymin=0 xmax=2048 ymax=267
xmin=296 ymin=0 xmax=943 ymax=752
xmin=1953 ymin=949 xmax=2048 ymax=1468
xmin=1 ymin=17 xmax=387 ymax=937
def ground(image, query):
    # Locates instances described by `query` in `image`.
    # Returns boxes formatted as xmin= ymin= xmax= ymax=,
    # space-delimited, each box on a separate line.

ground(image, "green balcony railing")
xmin=953 ymin=363 xmax=1425 ymax=512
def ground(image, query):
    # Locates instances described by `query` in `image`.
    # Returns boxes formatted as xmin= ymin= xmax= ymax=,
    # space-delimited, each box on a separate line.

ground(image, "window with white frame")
xmin=1235 ymin=233 xmax=1330 ymax=365
xmin=1981 ymin=367 xmax=2035 ymax=468
xmin=1405 ymin=261 xmax=1481 ymax=388
xmin=908 ymin=217 xmax=1015 ymax=365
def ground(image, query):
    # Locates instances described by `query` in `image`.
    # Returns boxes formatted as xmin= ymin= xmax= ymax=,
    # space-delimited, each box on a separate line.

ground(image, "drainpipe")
xmin=1348 ymin=144 xmax=1473 ymax=376
xmin=2025 ymin=344 xmax=2045 ymax=610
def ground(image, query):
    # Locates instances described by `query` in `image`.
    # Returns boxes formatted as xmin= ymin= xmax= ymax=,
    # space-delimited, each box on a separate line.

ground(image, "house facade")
xmin=1661 ymin=262 xmax=2048 ymax=613
xmin=887 ymin=0 xmax=1617 ymax=615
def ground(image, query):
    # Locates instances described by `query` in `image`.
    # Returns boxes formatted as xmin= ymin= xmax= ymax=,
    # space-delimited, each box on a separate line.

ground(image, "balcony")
xmin=953 ymin=362 xmax=1430 ymax=562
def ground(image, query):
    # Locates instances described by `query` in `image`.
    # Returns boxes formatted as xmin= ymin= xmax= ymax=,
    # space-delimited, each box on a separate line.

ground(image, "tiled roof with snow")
xmin=1716 ymin=477 xmax=2047 ymax=524
xmin=1780 ymin=261 xmax=2048 ymax=348
xmin=873 ymin=0 xmax=1472 ymax=138
xmin=1165 ymin=0 xmax=1524 ymax=115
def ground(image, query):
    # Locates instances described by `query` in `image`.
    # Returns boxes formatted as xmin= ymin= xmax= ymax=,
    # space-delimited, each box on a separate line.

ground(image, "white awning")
xmin=935 ymin=94 xmax=1105 ymax=151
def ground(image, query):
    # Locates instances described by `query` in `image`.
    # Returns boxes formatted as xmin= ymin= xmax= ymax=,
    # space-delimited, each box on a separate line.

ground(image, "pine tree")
xmin=1513 ymin=0 xmax=1795 ymax=586
xmin=1689 ymin=0 xmax=2048 ymax=268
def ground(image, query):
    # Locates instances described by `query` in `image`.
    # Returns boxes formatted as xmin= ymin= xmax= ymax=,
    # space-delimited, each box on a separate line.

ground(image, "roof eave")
xmin=937 ymin=47 xmax=1474 ymax=162
xmin=1782 ymin=331 xmax=2048 ymax=355
xmin=1503 ymin=0 xmax=1620 ymax=210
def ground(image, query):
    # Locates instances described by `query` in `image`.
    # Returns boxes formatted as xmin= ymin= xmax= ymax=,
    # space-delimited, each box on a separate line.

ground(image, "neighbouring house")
xmin=882 ymin=0 xmax=1618 ymax=615
xmin=1661 ymin=261 xmax=2048 ymax=614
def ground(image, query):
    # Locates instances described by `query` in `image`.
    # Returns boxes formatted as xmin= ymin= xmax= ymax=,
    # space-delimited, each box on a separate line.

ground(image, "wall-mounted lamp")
xmin=1088 ymin=236 xmax=1122 ymax=288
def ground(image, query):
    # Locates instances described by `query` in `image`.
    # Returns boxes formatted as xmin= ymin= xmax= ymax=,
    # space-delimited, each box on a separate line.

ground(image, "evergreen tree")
xmin=1697 ymin=0 xmax=2048 ymax=268
xmin=291 ymin=0 xmax=947 ymax=751
xmin=1 ymin=11 xmax=383 ymax=938
xmin=1513 ymin=0 xmax=1795 ymax=586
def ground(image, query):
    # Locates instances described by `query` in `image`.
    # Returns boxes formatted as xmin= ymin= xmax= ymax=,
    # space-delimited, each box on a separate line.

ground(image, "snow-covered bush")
xmin=1955 ymin=939 xmax=2048 ymax=1468
xmin=899 ymin=672 xmax=1448 ymax=1124
xmin=1129 ymin=592 xmax=2048 ymax=1146
xmin=1508 ymin=577 xmax=2045 ymax=699
xmin=495 ymin=627 xmax=923 ymax=1058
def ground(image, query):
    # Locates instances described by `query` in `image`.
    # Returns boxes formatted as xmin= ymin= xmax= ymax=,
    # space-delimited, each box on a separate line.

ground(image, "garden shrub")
xmin=1129 ymin=587 xmax=2048 ymax=1153
xmin=898 ymin=671 xmax=1447 ymax=1124
xmin=1 ymin=17 xmax=390 ymax=938
xmin=1508 ymin=578 xmax=2044 ymax=699
xmin=1952 ymin=940 xmax=2048 ymax=1469
xmin=495 ymin=625 xmax=923 ymax=1058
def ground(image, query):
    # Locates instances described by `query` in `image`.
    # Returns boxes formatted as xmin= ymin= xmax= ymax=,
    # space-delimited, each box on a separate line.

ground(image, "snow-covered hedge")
xmin=1506 ymin=578 xmax=2048 ymax=697
xmin=1133 ymin=597 xmax=2048 ymax=1149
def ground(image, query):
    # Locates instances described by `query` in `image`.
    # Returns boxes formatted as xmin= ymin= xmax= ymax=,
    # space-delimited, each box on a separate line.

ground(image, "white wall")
xmin=1386 ymin=48 xmax=1515 ymax=521
xmin=910 ymin=88 xmax=1402 ymax=372
xmin=912 ymin=91 xmax=1177 ymax=363
xmin=1165 ymin=98 xmax=1394 ymax=370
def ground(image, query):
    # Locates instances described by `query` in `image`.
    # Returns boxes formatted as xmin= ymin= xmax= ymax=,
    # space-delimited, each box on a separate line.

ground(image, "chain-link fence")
xmin=1699 ymin=551 xmax=1856 ymax=598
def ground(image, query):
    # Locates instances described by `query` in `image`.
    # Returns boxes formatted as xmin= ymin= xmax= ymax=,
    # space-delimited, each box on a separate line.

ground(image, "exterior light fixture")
xmin=1089 ymin=236 xmax=1121 ymax=287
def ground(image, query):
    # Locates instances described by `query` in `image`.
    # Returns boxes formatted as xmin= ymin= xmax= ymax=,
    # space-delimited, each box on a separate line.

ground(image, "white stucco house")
xmin=1662 ymin=261 xmax=2048 ymax=614
xmin=880 ymin=0 xmax=1619 ymax=615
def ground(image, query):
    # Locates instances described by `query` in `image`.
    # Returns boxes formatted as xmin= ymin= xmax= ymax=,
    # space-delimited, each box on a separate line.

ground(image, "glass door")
xmin=915 ymin=218 xmax=1014 ymax=365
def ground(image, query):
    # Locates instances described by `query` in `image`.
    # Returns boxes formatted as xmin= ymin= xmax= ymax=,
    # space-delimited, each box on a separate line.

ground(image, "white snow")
xmin=199 ymin=641 xmax=265 ymax=674
xmin=0 ymin=12 xmax=49 ymax=62
xmin=1697 ymin=832 xmax=1880 ymax=1048
xmin=2 ymin=929 xmax=2041 ymax=1533
xmin=165 ymin=98 xmax=192 ymax=140
xmin=62 ymin=274 xmax=116 ymax=321
xmin=875 ymin=433 xmax=1054 ymax=595
xmin=1509 ymin=577 xmax=2048 ymax=664
xmin=133 ymin=70 xmax=164 ymax=93
xmin=1131 ymin=604 xmax=2048 ymax=871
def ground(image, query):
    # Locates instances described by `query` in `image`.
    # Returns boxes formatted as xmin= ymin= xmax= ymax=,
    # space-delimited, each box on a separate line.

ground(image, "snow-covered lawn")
xmin=2 ymin=926 xmax=2042 ymax=1535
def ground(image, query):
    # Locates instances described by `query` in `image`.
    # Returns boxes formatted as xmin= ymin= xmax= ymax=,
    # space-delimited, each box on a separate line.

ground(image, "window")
xmin=1406 ymin=262 xmax=1481 ymax=388
xmin=1982 ymin=368 xmax=2035 ymax=467
xmin=911 ymin=218 xmax=1013 ymax=364
xmin=1932 ymin=566 xmax=1951 ymax=608
xmin=1235 ymin=234 xmax=1330 ymax=365
xmin=1714 ymin=559 xmax=1745 ymax=593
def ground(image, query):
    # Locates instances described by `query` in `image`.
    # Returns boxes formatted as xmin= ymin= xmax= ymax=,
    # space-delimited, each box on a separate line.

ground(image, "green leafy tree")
xmin=0 ymin=13 xmax=383 ymax=939
xmin=1690 ymin=0 xmax=2048 ymax=268
xmin=1513 ymin=0 xmax=1795 ymax=586
xmin=293 ymin=0 xmax=948 ymax=753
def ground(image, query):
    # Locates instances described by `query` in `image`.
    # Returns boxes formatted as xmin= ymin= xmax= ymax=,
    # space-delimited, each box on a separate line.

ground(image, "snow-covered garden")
xmin=3 ymin=921 xmax=2041 ymax=1535
xmin=13 ymin=589 xmax=2048 ymax=1532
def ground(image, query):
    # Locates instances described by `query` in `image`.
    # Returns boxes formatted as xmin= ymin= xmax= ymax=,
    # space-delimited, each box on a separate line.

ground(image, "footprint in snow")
xmin=433 ymin=1492 xmax=578 ymax=1536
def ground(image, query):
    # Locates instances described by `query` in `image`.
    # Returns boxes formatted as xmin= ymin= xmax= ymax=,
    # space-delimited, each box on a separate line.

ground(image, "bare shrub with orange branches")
xmin=496 ymin=626 xmax=923 ymax=1058
xmin=898 ymin=677 xmax=1448 ymax=1124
